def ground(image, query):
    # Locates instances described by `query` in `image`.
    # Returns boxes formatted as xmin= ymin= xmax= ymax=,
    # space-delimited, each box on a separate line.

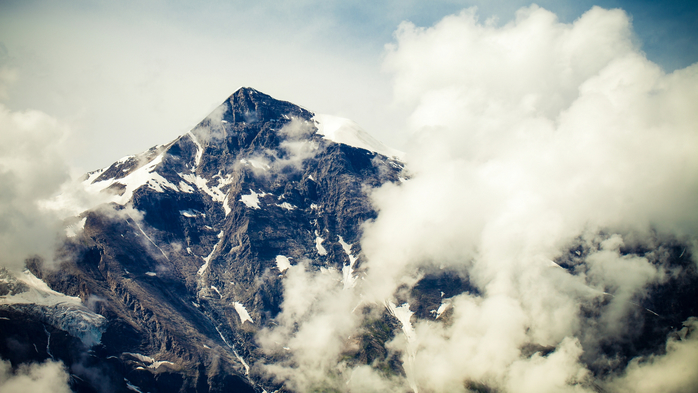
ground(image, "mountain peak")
xmin=213 ymin=87 xmax=312 ymax=125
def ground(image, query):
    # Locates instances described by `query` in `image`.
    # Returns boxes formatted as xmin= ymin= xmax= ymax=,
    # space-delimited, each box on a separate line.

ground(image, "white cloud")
xmin=0 ymin=104 xmax=72 ymax=271
xmin=241 ymin=118 xmax=322 ymax=178
xmin=506 ymin=337 xmax=591 ymax=393
xmin=256 ymin=261 xmax=361 ymax=391
xmin=356 ymin=4 xmax=698 ymax=391
xmin=261 ymin=5 xmax=698 ymax=391
xmin=0 ymin=359 xmax=72 ymax=393
xmin=607 ymin=318 xmax=698 ymax=393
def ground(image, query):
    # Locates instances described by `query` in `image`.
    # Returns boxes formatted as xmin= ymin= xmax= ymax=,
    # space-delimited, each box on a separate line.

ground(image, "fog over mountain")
xmin=1 ymin=5 xmax=697 ymax=393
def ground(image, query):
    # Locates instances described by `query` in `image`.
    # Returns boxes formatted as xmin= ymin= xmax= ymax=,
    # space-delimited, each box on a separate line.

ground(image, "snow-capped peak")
xmin=313 ymin=114 xmax=403 ymax=159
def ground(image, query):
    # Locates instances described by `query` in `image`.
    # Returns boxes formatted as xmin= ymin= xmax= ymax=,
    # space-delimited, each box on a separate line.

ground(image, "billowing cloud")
xmin=259 ymin=5 xmax=698 ymax=392
xmin=0 ymin=359 xmax=72 ymax=393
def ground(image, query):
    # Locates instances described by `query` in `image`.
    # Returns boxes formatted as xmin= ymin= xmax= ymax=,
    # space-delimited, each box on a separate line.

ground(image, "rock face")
xmin=2 ymin=88 xmax=404 ymax=392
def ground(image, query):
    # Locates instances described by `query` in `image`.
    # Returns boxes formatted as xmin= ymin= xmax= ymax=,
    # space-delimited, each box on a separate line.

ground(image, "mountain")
xmin=1 ymin=88 xmax=405 ymax=392
xmin=1 ymin=88 xmax=696 ymax=393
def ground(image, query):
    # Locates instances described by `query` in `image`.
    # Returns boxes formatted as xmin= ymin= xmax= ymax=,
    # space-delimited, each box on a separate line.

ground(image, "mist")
xmin=0 ymin=104 xmax=73 ymax=272
xmin=0 ymin=359 xmax=71 ymax=393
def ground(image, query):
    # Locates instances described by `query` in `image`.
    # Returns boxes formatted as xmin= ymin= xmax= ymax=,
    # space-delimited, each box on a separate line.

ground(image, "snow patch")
xmin=386 ymin=301 xmax=419 ymax=391
xmin=125 ymin=379 xmax=144 ymax=393
xmin=179 ymin=209 xmax=204 ymax=218
xmin=145 ymin=272 xmax=156 ymax=277
xmin=0 ymin=270 xmax=82 ymax=307
xmin=124 ymin=352 xmax=154 ymax=364
xmin=315 ymin=231 xmax=327 ymax=255
xmin=198 ymin=231 xmax=225 ymax=275
xmin=116 ymin=155 xmax=135 ymax=164
xmin=338 ymin=236 xmax=358 ymax=289
xmin=313 ymin=114 xmax=404 ymax=159
xmin=178 ymin=181 xmax=195 ymax=193
xmin=275 ymin=255 xmax=292 ymax=272
xmin=188 ymin=131 xmax=204 ymax=168
xmin=276 ymin=202 xmax=296 ymax=211
xmin=180 ymin=172 xmax=233 ymax=206
xmin=387 ymin=302 xmax=415 ymax=342
xmin=240 ymin=189 xmax=267 ymax=209
xmin=435 ymin=302 xmax=451 ymax=319
xmin=222 ymin=194 xmax=231 ymax=216
xmin=233 ymin=301 xmax=253 ymax=324
xmin=149 ymin=360 xmax=175 ymax=369
xmin=124 ymin=353 xmax=174 ymax=369
xmin=85 ymin=154 xmax=179 ymax=205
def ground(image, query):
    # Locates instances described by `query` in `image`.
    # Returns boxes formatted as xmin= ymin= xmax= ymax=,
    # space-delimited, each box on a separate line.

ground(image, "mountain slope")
xmin=2 ymin=87 xmax=404 ymax=392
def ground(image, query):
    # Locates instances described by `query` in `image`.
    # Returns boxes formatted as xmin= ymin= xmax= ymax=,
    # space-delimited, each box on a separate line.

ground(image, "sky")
xmin=0 ymin=0 xmax=697 ymax=172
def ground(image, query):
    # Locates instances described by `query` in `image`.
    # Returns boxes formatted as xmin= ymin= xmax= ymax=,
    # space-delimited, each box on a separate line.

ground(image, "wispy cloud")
xmin=607 ymin=317 xmax=698 ymax=392
xmin=0 ymin=104 xmax=72 ymax=272
xmin=240 ymin=117 xmax=322 ymax=178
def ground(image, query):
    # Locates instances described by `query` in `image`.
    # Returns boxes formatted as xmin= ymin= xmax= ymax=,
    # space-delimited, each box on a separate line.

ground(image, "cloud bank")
xmin=259 ymin=5 xmax=698 ymax=392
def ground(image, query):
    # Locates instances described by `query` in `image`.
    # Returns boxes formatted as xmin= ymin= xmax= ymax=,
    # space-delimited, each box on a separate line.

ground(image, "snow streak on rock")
xmin=338 ymin=236 xmax=358 ymax=289
xmin=198 ymin=231 xmax=224 ymax=276
xmin=314 ymin=231 xmax=327 ymax=256
xmin=233 ymin=301 xmax=253 ymax=324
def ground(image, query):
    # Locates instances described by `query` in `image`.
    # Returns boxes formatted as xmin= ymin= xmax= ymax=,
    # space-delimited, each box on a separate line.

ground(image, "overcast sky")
xmin=0 ymin=0 xmax=696 ymax=171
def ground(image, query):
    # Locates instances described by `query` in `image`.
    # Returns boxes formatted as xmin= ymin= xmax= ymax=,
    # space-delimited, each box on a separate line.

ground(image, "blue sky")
xmin=0 ymin=0 xmax=696 ymax=170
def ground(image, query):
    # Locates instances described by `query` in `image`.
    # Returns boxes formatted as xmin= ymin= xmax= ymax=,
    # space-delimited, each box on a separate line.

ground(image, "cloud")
xmin=607 ymin=317 xmax=698 ymax=393
xmin=256 ymin=260 xmax=361 ymax=391
xmin=259 ymin=5 xmax=698 ymax=391
xmin=0 ymin=359 xmax=72 ymax=393
xmin=0 ymin=104 xmax=73 ymax=272
xmin=359 ymin=4 xmax=698 ymax=390
xmin=368 ymin=3 xmax=698 ymax=306
xmin=241 ymin=117 xmax=322 ymax=178
xmin=275 ymin=118 xmax=322 ymax=170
